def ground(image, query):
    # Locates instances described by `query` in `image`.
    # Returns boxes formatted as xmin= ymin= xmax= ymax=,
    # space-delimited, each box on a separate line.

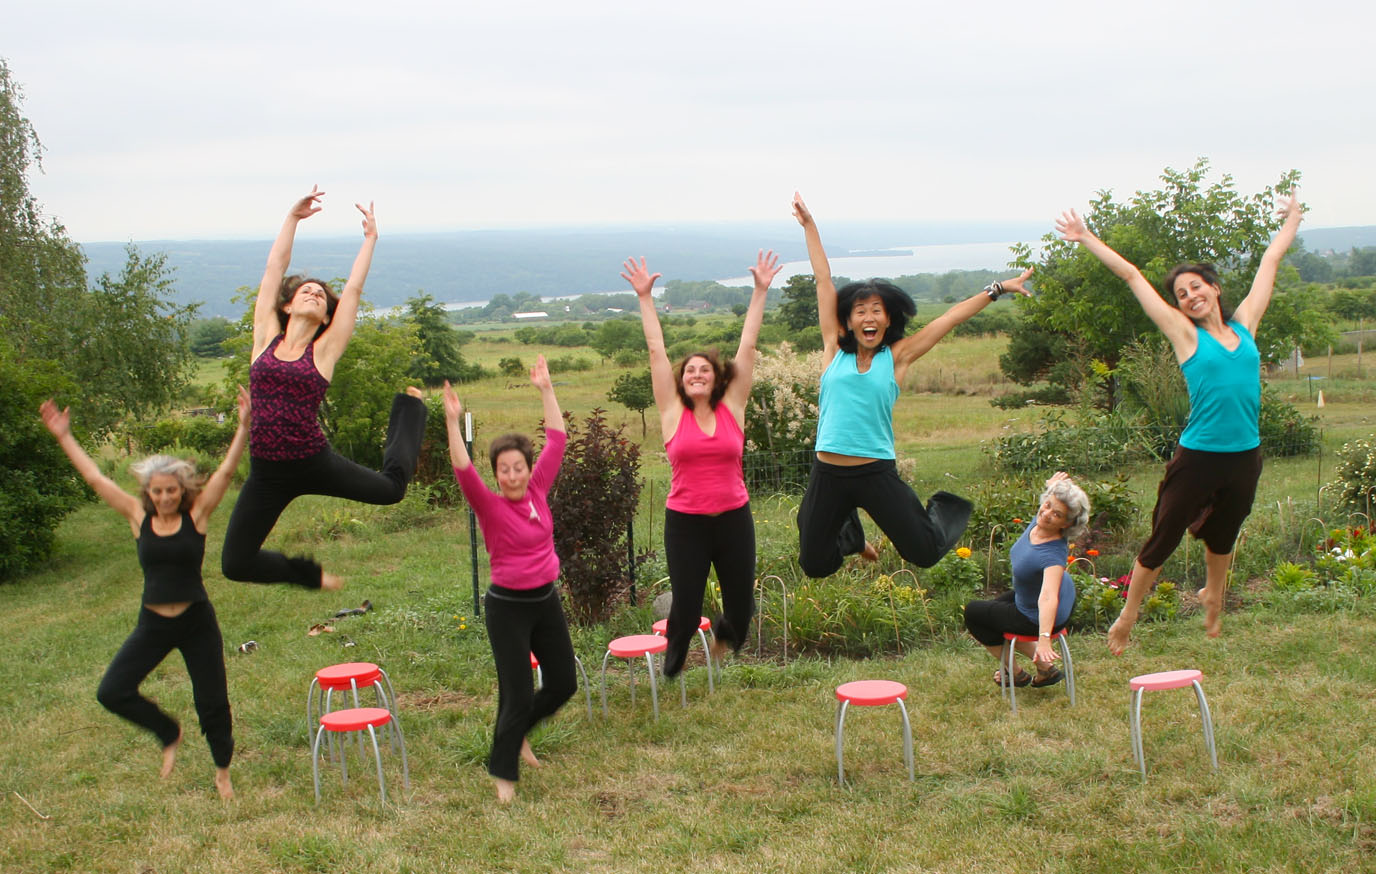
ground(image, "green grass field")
xmin=3 ymin=333 xmax=1373 ymax=873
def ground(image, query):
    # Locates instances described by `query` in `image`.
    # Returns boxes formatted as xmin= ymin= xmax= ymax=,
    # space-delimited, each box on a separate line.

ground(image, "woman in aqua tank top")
xmin=1056 ymin=191 xmax=1302 ymax=653
xmin=791 ymin=193 xmax=1031 ymax=577
xmin=621 ymin=250 xmax=782 ymax=676
xmin=39 ymin=388 xmax=251 ymax=799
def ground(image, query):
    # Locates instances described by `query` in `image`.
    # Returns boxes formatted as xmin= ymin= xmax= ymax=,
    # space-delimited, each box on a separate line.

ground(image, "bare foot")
xmin=494 ymin=777 xmax=516 ymax=804
xmin=160 ymin=729 xmax=182 ymax=779
xmin=1106 ymin=614 xmax=1135 ymax=656
xmin=520 ymin=738 xmax=541 ymax=769
xmin=859 ymin=542 xmax=879 ymax=562
xmin=214 ymin=767 xmax=234 ymax=800
xmin=1200 ymin=588 xmax=1224 ymax=638
xmin=321 ymin=573 xmax=344 ymax=591
xmin=708 ymin=636 xmax=730 ymax=664
xmin=405 ymin=386 xmax=424 ymax=399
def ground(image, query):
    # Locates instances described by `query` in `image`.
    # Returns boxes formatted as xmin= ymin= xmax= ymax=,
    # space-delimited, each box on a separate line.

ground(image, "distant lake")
xmin=712 ymin=240 xmax=1032 ymax=287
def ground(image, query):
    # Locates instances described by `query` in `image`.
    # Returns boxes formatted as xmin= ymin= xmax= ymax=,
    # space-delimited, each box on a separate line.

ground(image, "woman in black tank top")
xmin=40 ymin=388 xmax=252 ymax=799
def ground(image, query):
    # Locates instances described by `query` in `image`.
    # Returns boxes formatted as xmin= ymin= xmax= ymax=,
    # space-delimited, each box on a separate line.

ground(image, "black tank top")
xmin=136 ymin=511 xmax=208 ymax=605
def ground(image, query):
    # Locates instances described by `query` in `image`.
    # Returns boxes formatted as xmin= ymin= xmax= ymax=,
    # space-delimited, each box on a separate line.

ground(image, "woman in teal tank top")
xmin=1056 ymin=191 xmax=1302 ymax=653
xmin=791 ymin=193 xmax=1031 ymax=577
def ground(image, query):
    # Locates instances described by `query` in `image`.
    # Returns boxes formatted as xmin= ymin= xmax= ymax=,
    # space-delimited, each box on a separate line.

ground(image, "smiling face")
xmin=145 ymin=473 xmax=185 ymax=518
xmin=1171 ymin=272 xmax=1221 ymax=322
xmin=286 ymin=281 xmax=330 ymax=323
xmin=1035 ymin=495 xmax=1071 ymax=536
xmin=681 ymin=355 xmax=715 ymax=402
xmin=495 ymin=448 xmax=532 ymax=502
xmin=847 ymin=293 xmax=891 ymax=350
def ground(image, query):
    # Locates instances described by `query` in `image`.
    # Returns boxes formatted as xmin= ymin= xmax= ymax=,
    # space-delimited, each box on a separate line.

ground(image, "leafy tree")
xmin=776 ymin=273 xmax=818 ymax=332
xmin=592 ymin=318 xmax=643 ymax=362
xmin=607 ymin=370 xmax=654 ymax=436
xmin=190 ymin=317 xmax=236 ymax=357
xmin=1328 ymin=287 xmax=1376 ymax=322
xmin=498 ymin=356 xmax=525 ymax=377
xmin=1004 ymin=159 xmax=1302 ymax=406
xmin=318 ymin=318 xmax=419 ymax=469
xmin=403 ymin=292 xmax=479 ymax=385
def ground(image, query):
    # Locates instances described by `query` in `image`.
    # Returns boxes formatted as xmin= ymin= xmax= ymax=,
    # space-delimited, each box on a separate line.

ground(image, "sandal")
xmin=1031 ymin=666 xmax=1063 ymax=688
xmin=993 ymin=669 xmax=1032 ymax=688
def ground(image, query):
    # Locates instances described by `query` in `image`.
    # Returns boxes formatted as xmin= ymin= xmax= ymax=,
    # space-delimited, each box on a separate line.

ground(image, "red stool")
xmin=306 ymin=662 xmax=398 ymax=745
xmin=311 ymin=707 xmax=410 ymax=803
xmin=1129 ymin=669 xmax=1218 ymax=779
xmin=652 ymin=616 xmax=716 ymax=693
xmin=834 ymin=680 xmax=914 ymax=785
xmin=530 ymin=651 xmax=594 ymax=718
xmin=600 ymin=635 xmax=682 ymax=721
xmin=1000 ymin=628 xmax=1075 ymax=714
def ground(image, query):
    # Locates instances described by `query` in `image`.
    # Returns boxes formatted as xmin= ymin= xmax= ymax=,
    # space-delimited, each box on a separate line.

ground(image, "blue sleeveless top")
xmin=815 ymin=347 xmax=899 ymax=459
xmin=1178 ymin=321 xmax=1261 ymax=453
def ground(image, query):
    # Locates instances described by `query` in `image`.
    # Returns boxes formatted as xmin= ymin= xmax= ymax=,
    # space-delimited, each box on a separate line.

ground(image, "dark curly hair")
xmin=276 ymin=275 xmax=340 ymax=338
xmin=835 ymin=279 xmax=916 ymax=353
xmin=489 ymin=433 xmax=534 ymax=472
xmin=674 ymin=349 xmax=734 ymax=410
xmin=1162 ymin=263 xmax=1234 ymax=323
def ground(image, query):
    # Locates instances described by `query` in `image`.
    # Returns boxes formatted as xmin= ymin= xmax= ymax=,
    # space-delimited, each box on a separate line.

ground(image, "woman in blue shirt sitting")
xmin=965 ymin=472 xmax=1089 ymax=688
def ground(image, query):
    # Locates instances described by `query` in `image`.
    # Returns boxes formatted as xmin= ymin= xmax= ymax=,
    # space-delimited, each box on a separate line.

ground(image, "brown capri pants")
xmin=1137 ymin=445 xmax=1263 ymax=569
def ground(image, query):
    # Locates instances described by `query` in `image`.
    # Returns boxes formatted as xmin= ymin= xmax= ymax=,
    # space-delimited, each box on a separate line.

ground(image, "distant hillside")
xmin=1297 ymin=227 xmax=1376 ymax=253
xmin=78 ymin=221 xmax=1047 ymax=319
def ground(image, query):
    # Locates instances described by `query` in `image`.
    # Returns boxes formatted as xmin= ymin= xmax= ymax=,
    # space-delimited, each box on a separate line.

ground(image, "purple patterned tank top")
xmin=250 ymin=334 xmax=330 ymax=460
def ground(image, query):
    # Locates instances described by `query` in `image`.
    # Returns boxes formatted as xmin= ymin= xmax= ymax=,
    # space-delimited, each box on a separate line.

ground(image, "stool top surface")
xmin=530 ymin=652 xmax=541 ymax=668
xmin=1003 ymin=628 xmax=1067 ymax=642
xmin=319 ymin=706 xmax=393 ymax=730
xmin=607 ymin=634 xmax=669 ymax=657
xmin=1130 ymin=669 xmax=1203 ymax=690
xmin=650 ymin=617 xmax=711 ymax=634
xmin=315 ymin=662 xmax=381 ymax=682
xmin=836 ymin=679 xmax=908 ymax=704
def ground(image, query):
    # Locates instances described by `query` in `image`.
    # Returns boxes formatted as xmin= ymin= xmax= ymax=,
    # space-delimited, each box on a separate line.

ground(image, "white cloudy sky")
xmin=8 ymin=0 xmax=1374 ymax=242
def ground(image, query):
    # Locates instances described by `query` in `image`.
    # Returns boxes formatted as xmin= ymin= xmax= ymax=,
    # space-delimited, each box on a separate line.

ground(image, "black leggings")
xmin=663 ymin=503 xmax=755 ymax=676
xmin=483 ymin=583 xmax=577 ymax=782
xmin=96 ymin=601 xmax=233 ymax=768
xmin=221 ymin=394 xmax=426 ymax=587
xmin=964 ymin=590 xmax=1073 ymax=648
xmin=796 ymin=458 xmax=972 ymax=578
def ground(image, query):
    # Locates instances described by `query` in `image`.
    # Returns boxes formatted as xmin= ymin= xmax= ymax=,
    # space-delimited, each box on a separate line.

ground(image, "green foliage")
xmin=189 ymin=317 xmax=235 ymax=357
xmin=320 ymin=318 xmax=420 ymax=469
xmin=1270 ymin=561 xmax=1319 ymax=593
xmin=776 ymin=273 xmax=818 ymax=332
xmin=497 ymin=356 xmax=525 ymax=377
xmin=121 ymin=414 xmax=236 ymax=456
xmin=403 ymin=292 xmax=482 ymax=385
xmin=613 ymin=349 xmax=640 ymax=368
xmin=592 ymin=318 xmax=644 ymax=361
xmin=1328 ymin=439 xmax=1376 ymax=514
xmin=513 ymin=322 xmax=594 ymax=347
xmin=1255 ymin=289 xmax=1338 ymax=362
xmin=549 ymin=409 xmax=646 ymax=624
xmin=1069 ymin=571 xmax=1178 ymax=630
xmin=545 ymin=354 xmax=592 ymax=374
xmin=606 ymin=370 xmax=654 ymax=437
xmin=1257 ymin=384 xmax=1320 ymax=457
xmin=742 ymin=343 xmax=819 ymax=494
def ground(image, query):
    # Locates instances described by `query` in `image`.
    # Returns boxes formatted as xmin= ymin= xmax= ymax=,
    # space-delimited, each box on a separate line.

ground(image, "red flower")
xmin=1013 ymin=518 xmax=1024 ymax=524
xmin=1086 ymin=549 xmax=1099 ymax=557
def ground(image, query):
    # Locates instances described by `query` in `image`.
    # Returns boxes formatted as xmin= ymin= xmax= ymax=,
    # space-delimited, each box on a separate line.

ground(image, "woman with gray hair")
xmin=964 ymin=472 xmax=1089 ymax=688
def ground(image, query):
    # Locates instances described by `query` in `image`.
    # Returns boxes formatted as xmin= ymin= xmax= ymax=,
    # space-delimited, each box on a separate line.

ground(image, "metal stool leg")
xmin=599 ymin=651 xmax=613 ymax=717
xmin=311 ymin=726 xmax=326 ymax=803
xmin=1130 ymin=688 xmax=1146 ymax=779
xmin=1192 ymin=680 xmax=1219 ymax=771
xmin=574 ymin=656 xmax=593 ymax=719
xmin=1057 ymin=635 xmax=1076 ymax=707
xmin=1005 ymin=640 xmax=1019 ymax=715
xmin=695 ymin=627 xmax=714 ymax=693
xmin=306 ymin=678 xmax=320 ymax=746
xmin=643 ymin=652 xmax=660 ymax=721
xmin=896 ymin=698 xmax=914 ymax=781
xmin=834 ymin=699 xmax=850 ymax=785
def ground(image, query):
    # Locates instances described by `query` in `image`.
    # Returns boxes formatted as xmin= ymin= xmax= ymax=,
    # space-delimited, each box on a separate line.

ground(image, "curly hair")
xmin=1162 ymin=263 xmax=1234 ymax=323
xmin=673 ymin=350 xmax=735 ymax=410
xmin=276 ymin=275 xmax=340 ymax=337
xmin=128 ymin=455 xmax=201 ymax=516
xmin=835 ymin=279 xmax=916 ymax=353
xmin=1040 ymin=477 xmax=1092 ymax=541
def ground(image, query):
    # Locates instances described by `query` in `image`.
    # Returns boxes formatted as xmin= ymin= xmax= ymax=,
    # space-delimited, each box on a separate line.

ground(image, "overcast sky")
xmin=8 ymin=0 xmax=1374 ymax=242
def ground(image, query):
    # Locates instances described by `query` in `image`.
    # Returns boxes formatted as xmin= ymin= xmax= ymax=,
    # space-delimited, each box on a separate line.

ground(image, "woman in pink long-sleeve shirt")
xmin=444 ymin=354 xmax=574 ymax=805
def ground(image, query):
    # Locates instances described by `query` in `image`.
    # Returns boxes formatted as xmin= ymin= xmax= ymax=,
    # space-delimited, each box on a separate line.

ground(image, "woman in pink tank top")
xmin=621 ymin=250 xmax=781 ymax=677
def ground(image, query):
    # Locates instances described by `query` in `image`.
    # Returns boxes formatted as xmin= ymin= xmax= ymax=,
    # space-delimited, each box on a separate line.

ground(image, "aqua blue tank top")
xmin=1178 ymin=321 xmax=1261 ymax=452
xmin=815 ymin=347 xmax=899 ymax=459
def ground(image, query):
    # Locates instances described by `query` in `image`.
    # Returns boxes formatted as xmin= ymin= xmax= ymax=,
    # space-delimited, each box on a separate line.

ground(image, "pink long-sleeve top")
xmin=453 ymin=429 xmax=566 ymax=590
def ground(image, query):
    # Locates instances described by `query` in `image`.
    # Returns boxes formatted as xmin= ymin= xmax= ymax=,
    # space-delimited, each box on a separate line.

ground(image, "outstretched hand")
xmin=1045 ymin=470 xmax=1070 ymax=488
xmin=290 ymin=185 xmax=325 ymax=220
xmin=39 ymin=399 xmax=71 ymax=440
xmin=620 ymin=257 xmax=661 ymax=298
xmin=749 ymin=249 xmax=783 ymax=291
xmin=791 ymin=191 xmax=813 ymax=227
xmin=1276 ymin=189 xmax=1303 ymax=223
xmin=357 ymin=201 xmax=377 ymax=239
xmin=529 ymin=354 xmax=552 ymax=392
xmin=235 ymin=385 xmax=251 ymax=426
xmin=1001 ymin=267 xmax=1036 ymax=297
xmin=1055 ymin=209 xmax=1091 ymax=244
xmin=442 ymin=380 xmax=463 ymax=423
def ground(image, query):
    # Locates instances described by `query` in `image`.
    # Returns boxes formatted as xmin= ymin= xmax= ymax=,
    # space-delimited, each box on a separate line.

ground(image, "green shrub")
xmin=1258 ymin=384 xmax=1320 ymax=457
xmin=123 ymin=414 xmax=236 ymax=456
xmin=1328 ymin=439 xmax=1376 ymax=513
xmin=742 ymin=343 xmax=819 ymax=494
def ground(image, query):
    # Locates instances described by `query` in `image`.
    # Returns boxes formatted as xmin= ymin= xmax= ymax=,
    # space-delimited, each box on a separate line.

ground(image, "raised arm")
xmin=529 ymin=354 xmax=564 ymax=435
xmin=313 ymin=201 xmax=378 ymax=371
xmin=442 ymin=380 xmax=473 ymax=472
xmin=191 ymin=386 xmax=251 ymax=531
xmin=621 ymin=257 xmax=681 ymax=429
xmin=792 ymin=193 xmax=841 ymax=366
xmin=891 ymin=269 xmax=1033 ymax=378
xmin=39 ymin=400 xmax=142 ymax=531
xmin=722 ymin=249 xmax=782 ymax=419
xmin=1233 ymin=191 xmax=1303 ymax=335
xmin=253 ymin=186 xmax=324 ymax=360
xmin=1056 ymin=208 xmax=1195 ymax=353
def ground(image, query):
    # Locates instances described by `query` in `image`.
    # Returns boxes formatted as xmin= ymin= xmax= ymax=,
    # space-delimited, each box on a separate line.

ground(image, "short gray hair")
xmin=128 ymin=454 xmax=200 ymax=515
xmin=1040 ymin=478 xmax=1091 ymax=540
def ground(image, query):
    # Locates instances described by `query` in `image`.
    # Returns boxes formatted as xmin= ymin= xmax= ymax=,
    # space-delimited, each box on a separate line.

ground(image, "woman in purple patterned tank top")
xmin=220 ymin=186 xmax=427 ymax=590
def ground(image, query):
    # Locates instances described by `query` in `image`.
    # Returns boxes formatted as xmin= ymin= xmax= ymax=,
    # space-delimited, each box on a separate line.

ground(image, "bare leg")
xmin=983 ymin=643 xmax=1031 ymax=685
xmin=520 ymin=737 xmax=541 ymax=769
xmin=214 ymin=767 xmax=234 ymax=800
xmin=859 ymin=542 xmax=879 ymax=562
xmin=1200 ymin=548 xmax=1231 ymax=638
xmin=321 ymin=573 xmax=344 ymax=591
xmin=1108 ymin=560 xmax=1163 ymax=655
xmin=160 ymin=728 xmax=182 ymax=779
xmin=493 ymin=777 xmax=516 ymax=804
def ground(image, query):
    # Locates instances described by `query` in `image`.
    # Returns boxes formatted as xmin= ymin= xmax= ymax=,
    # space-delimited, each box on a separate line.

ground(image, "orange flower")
xmin=1086 ymin=549 xmax=1099 ymax=557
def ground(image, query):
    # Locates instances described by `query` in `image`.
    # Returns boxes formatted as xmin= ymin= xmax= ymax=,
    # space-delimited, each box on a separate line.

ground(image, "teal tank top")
xmin=1178 ymin=321 xmax=1261 ymax=452
xmin=815 ymin=347 xmax=899 ymax=459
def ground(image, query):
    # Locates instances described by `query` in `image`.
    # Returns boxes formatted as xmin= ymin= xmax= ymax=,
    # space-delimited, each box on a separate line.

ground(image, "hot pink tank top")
xmin=664 ymin=404 xmax=749 ymax=514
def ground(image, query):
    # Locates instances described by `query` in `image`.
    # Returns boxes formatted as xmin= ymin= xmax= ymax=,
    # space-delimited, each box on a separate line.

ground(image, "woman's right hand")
xmin=791 ymin=191 xmax=813 ymax=227
xmin=290 ymin=185 xmax=325 ymax=220
xmin=620 ymin=257 xmax=661 ymax=298
xmin=442 ymin=380 xmax=463 ymax=423
xmin=1055 ymin=209 xmax=1092 ymax=244
xmin=39 ymin=399 xmax=71 ymax=440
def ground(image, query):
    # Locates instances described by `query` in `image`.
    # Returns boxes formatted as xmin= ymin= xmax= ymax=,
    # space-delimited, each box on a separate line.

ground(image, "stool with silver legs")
xmin=1128 ymin=669 xmax=1218 ymax=780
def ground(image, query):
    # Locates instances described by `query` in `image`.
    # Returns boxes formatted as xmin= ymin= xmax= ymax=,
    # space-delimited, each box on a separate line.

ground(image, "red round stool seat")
xmin=651 ymin=616 xmax=717 ymax=695
xmin=1128 ymin=669 xmax=1217 ymax=779
xmin=834 ymin=680 xmax=914 ymax=784
xmin=306 ymin=661 xmax=398 ymax=748
xmin=601 ymin=635 xmax=671 ymax=721
xmin=311 ymin=707 xmax=410 ymax=803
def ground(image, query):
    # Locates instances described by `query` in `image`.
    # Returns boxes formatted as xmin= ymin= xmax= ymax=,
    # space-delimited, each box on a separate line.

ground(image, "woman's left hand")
xmin=357 ymin=201 xmax=377 ymax=239
xmin=529 ymin=354 xmax=552 ymax=391
xmin=1001 ymin=267 xmax=1035 ymax=297
xmin=749 ymin=249 xmax=783 ymax=291
xmin=1033 ymin=639 xmax=1059 ymax=669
